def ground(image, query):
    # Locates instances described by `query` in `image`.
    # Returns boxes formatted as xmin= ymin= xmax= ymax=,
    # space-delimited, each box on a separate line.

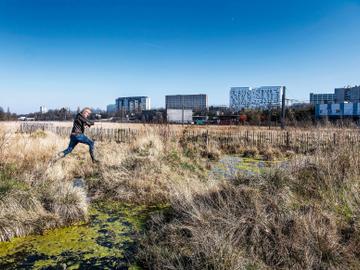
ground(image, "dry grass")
xmin=138 ymin=144 xmax=360 ymax=270
xmin=0 ymin=129 xmax=91 ymax=241
xmin=0 ymin=125 xmax=214 ymax=241
xmin=89 ymin=128 xmax=214 ymax=204
xmin=1 ymin=122 xmax=360 ymax=269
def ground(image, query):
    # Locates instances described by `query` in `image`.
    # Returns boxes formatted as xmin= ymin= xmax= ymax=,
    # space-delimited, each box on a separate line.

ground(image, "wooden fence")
xmin=19 ymin=123 xmax=141 ymax=143
xmin=19 ymin=123 xmax=360 ymax=152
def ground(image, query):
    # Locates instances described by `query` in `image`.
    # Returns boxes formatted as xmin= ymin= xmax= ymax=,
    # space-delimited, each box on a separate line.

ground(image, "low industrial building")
xmin=166 ymin=109 xmax=193 ymax=124
xmin=315 ymin=102 xmax=360 ymax=118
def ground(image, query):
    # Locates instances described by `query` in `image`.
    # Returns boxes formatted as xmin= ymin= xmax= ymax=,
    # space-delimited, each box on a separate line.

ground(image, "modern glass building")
xmin=230 ymin=86 xmax=284 ymax=110
xmin=310 ymin=86 xmax=360 ymax=105
xmin=334 ymin=86 xmax=360 ymax=103
xmin=165 ymin=94 xmax=208 ymax=111
xmin=310 ymin=93 xmax=335 ymax=105
xmin=115 ymin=96 xmax=151 ymax=113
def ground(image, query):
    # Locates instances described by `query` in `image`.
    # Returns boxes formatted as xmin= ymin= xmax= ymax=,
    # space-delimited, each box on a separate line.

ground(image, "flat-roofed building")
xmin=115 ymin=96 xmax=151 ymax=113
xmin=335 ymin=86 xmax=360 ymax=103
xmin=230 ymin=86 xmax=284 ymax=110
xmin=310 ymin=93 xmax=335 ymax=105
xmin=165 ymin=94 xmax=208 ymax=111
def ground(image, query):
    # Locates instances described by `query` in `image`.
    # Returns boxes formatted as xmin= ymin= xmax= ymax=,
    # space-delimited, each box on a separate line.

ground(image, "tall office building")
xmin=310 ymin=93 xmax=335 ymax=105
xmin=165 ymin=94 xmax=208 ymax=111
xmin=230 ymin=86 xmax=284 ymax=110
xmin=115 ymin=96 xmax=151 ymax=113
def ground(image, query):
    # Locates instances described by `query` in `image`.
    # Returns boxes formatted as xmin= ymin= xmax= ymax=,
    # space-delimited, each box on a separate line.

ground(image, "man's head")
xmin=81 ymin=107 xmax=92 ymax=118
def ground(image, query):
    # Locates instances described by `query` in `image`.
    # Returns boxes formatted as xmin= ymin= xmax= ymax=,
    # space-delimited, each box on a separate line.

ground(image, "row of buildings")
xmin=310 ymin=86 xmax=360 ymax=118
xmin=107 ymin=94 xmax=209 ymax=113
xmin=107 ymin=86 xmax=286 ymax=114
xmin=310 ymin=86 xmax=360 ymax=105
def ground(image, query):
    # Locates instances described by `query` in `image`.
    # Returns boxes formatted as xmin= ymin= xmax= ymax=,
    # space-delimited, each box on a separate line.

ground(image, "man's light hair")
xmin=81 ymin=107 xmax=92 ymax=114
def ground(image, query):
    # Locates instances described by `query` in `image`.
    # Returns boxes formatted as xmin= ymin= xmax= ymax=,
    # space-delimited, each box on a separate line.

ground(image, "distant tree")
xmin=0 ymin=107 xmax=5 ymax=121
xmin=58 ymin=108 xmax=72 ymax=121
xmin=246 ymin=110 xmax=262 ymax=125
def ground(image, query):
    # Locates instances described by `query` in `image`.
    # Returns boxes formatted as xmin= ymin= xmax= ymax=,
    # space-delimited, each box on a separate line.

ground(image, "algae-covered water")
xmin=0 ymin=201 xmax=157 ymax=270
xmin=210 ymin=156 xmax=285 ymax=179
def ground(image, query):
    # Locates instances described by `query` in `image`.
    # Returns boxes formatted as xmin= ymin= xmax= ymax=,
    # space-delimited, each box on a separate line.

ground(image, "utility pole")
xmin=181 ymin=95 xmax=184 ymax=125
xmin=281 ymin=86 xmax=286 ymax=129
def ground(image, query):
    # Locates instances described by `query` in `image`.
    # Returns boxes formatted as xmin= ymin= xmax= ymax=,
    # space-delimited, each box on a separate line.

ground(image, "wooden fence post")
xmin=286 ymin=131 xmax=290 ymax=148
xmin=205 ymin=129 xmax=209 ymax=150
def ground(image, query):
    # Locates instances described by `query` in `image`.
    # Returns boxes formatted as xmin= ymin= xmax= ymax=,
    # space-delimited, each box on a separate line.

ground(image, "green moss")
xmin=166 ymin=149 xmax=181 ymax=165
xmin=211 ymin=156 xmax=285 ymax=180
xmin=333 ymin=190 xmax=354 ymax=222
xmin=180 ymin=161 xmax=197 ymax=172
xmin=0 ymin=163 xmax=29 ymax=196
xmin=0 ymin=201 xmax=158 ymax=269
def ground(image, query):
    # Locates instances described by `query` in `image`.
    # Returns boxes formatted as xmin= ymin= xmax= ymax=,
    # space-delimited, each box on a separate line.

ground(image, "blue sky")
xmin=0 ymin=0 xmax=359 ymax=114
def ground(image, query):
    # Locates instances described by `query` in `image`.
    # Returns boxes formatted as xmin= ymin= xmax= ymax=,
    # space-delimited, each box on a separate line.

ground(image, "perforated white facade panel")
xmin=230 ymin=86 xmax=284 ymax=110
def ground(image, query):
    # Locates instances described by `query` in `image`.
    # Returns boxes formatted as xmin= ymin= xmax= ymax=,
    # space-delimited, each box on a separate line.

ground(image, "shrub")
xmin=242 ymin=147 xmax=259 ymax=158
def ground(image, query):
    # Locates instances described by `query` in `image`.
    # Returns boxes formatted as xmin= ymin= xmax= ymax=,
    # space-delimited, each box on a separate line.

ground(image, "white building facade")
xmin=166 ymin=109 xmax=193 ymax=123
xmin=115 ymin=96 xmax=151 ymax=113
xmin=40 ymin=106 xmax=48 ymax=114
xmin=230 ymin=86 xmax=284 ymax=110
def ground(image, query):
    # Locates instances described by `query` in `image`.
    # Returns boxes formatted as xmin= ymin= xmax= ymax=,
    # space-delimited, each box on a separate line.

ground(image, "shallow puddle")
xmin=0 ymin=201 xmax=157 ymax=270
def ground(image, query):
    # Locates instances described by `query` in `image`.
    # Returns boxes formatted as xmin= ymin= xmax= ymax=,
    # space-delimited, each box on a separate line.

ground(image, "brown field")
xmin=0 ymin=122 xmax=359 ymax=269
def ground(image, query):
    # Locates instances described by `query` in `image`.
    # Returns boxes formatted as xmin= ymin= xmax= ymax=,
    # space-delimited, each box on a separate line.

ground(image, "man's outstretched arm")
xmin=78 ymin=114 xmax=94 ymax=127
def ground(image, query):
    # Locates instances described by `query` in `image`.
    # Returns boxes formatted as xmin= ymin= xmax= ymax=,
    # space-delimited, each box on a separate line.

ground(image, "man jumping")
xmin=58 ymin=107 xmax=99 ymax=163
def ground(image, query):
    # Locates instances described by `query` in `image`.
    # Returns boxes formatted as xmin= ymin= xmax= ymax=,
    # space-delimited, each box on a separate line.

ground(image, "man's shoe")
xmin=50 ymin=152 xmax=65 ymax=164
xmin=54 ymin=151 xmax=65 ymax=160
xmin=92 ymin=158 xmax=100 ymax=164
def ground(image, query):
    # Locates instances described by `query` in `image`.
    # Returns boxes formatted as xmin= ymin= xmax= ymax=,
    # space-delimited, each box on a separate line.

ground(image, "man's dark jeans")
xmin=63 ymin=134 xmax=95 ymax=161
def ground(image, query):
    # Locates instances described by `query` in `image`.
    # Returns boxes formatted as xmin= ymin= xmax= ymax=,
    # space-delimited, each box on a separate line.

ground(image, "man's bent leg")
xmin=63 ymin=135 xmax=79 ymax=157
xmin=77 ymin=134 xmax=97 ymax=162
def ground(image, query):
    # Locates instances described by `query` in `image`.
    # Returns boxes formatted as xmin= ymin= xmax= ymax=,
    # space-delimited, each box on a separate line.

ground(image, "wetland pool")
xmin=0 ymin=201 xmax=160 ymax=270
